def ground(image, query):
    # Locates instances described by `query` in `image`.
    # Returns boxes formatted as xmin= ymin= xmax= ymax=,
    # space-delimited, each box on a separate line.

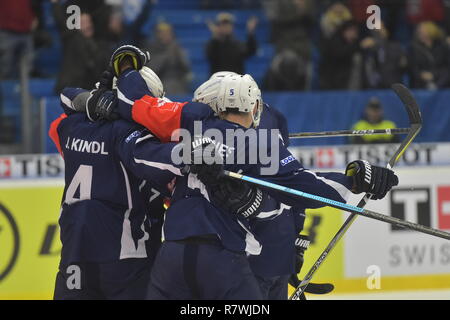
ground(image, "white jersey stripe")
xmin=237 ymin=220 xmax=262 ymax=256
xmin=304 ymin=169 xmax=350 ymax=201
xmin=256 ymin=203 xmax=292 ymax=220
xmin=60 ymin=93 xmax=75 ymax=110
xmin=134 ymin=157 xmax=182 ymax=176
xmin=136 ymin=134 xmax=154 ymax=144
xmin=117 ymin=88 xmax=134 ymax=106
xmin=119 ymin=162 xmax=148 ymax=259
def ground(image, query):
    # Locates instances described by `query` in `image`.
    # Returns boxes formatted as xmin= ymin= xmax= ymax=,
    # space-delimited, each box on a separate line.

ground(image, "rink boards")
xmin=0 ymin=156 xmax=449 ymax=299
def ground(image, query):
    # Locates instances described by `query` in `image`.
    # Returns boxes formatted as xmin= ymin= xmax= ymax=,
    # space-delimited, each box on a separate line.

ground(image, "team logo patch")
xmin=125 ymin=130 xmax=141 ymax=143
xmin=280 ymin=155 xmax=295 ymax=166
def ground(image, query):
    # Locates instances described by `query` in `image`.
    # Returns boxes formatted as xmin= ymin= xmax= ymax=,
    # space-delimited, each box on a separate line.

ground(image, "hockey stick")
xmin=225 ymin=170 xmax=450 ymax=240
xmin=288 ymin=83 xmax=423 ymax=300
xmin=289 ymin=128 xmax=409 ymax=139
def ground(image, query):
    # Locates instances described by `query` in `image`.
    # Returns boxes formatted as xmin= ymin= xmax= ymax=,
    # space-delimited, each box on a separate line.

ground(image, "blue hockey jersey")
xmin=49 ymin=88 xmax=179 ymax=267
xmin=248 ymin=105 xmax=304 ymax=277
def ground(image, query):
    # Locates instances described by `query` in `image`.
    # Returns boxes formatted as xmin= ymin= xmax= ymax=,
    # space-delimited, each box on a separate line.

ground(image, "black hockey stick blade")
xmin=304 ymin=282 xmax=334 ymax=295
xmin=389 ymin=84 xmax=423 ymax=167
xmin=391 ymin=83 xmax=422 ymax=126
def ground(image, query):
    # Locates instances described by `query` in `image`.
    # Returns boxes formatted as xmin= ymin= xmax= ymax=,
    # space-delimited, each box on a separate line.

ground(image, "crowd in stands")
xmin=2 ymin=0 xmax=450 ymax=95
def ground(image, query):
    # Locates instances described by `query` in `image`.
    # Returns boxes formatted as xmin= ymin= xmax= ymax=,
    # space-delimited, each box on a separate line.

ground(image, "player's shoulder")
xmin=264 ymin=103 xmax=286 ymax=120
xmin=183 ymin=101 xmax=215 ymax=118
xmin=111 ymin=119 xmax=145 ymax=139
xmin=58 ymin=112 xmax=87 ymax=128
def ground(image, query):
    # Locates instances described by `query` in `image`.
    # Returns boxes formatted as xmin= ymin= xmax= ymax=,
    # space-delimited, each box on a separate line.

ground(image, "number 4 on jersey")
xmin=65 ymin=165 xmax=92 ymax=204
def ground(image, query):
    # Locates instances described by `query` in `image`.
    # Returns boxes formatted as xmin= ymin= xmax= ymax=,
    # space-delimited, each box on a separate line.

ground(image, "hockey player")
xmin=248 ymin=99 xmax=309 ymax=300
xmin=48 ymin=49 xmax=182 ymax=299
xmin=205 ymin=71 xmax=309 ymax=300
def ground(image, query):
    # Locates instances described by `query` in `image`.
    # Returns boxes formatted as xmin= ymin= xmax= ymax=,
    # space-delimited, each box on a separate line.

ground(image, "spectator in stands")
xmin=361 ymin=21 xmax=408 ymax=89
xmin=264 ymin=49 xmax=308 ymax=91
xmin=320 ymin=1 xmax=353 ymax=39
xmin=0 ymin=0 xmax=41 ymax=79
xmin=409 ymin=21 xmax=449 ymax=90
xmin=144 ymin=22 xmax=192 ymax=95
xmin=262 ymin=0 xmax=315 ymax=61
xmin=349 ymin=97 xmax=398 ymax=144
xmin=51 ymin=0 xmax=110 ymax=93
xmin=205 ymin=12 xmax=258 ymax=75
xmin=319 ymin=20 xmax=361 ymax=90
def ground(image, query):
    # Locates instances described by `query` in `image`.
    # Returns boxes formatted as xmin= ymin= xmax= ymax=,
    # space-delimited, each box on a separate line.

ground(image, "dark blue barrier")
xmin=262 ymin=89 xmax=450 ymax=146
xmin=43 ymin=89 xmax=450 ymax=152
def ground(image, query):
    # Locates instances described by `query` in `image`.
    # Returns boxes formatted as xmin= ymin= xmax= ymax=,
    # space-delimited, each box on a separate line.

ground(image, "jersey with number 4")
xmin=49 ymin=88 xmax=179 ymax=267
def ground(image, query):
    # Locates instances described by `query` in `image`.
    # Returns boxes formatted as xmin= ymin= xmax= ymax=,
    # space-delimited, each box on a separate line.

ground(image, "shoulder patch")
xmin=280 ymin=155 xmax=295 ymax=166
xmin=125 ymin=130 xmax=141 ymax=143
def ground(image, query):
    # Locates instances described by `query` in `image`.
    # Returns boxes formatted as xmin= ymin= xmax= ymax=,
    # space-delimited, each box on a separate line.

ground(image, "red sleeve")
xmin=131 ymin=95 xmax=188 ymax=142
xmin=48 ymin=113 xmax=67 ymax=156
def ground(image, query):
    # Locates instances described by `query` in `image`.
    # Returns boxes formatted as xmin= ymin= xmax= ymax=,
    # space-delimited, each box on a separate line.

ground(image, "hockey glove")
xmin=86 ymin=89 xmax=119 ymax=121
xmin=288 ymin=234 xmax=310 ymax=288
xmin=288 ymin=234 xmax=335 ymax=299
xmin=181 ymin=137 xmax=224 ymax=184
xmin=182 ymin=138 xmax=264 ymax=219
xmin=110 ymin=45 xmax=150 ymax=77
xmin=97 ymin=67 xmax=115 ymax=90
xmin=210 ymin=178 xmax=265 ymax=219
xmin=345 ymin=160 xmax=399 ymax=200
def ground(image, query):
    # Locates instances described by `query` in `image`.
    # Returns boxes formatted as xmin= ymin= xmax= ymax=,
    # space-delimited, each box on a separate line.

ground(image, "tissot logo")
xmin=0 ymin=203 xmax=20 ymax=281
xmin=390 ymin=188 xmax=431 ymax=231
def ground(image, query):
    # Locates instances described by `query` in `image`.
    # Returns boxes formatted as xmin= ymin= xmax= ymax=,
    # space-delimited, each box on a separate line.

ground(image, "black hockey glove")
xmin=97 ymin=67 xmax=115 ymax=90
xmin=210 ymin=178 xmax=265 ymax=219
xmin=181 ymin=137 xmax=224 ymax=184
xmin=86 ymin=89 xmax=119 ymax=121
xmin=288 ymin=234 xmax=310 ymax=288
xmin=288 ymin=234 xmax=335 ymax=299
xmin=345 ymin=160 xmax=399 ymax=200
xmin=110 ymin=45 xmax=150 ymax=77
xmin=182 ymin=138 xmax=264 ymax=219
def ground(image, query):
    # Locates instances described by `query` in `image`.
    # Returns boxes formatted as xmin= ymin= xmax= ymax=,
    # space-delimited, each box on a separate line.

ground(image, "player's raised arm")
xmin=49 ymin=86 xmax=97 ymax=156
xmin=104 ymin=45 xmax=212 ymax=141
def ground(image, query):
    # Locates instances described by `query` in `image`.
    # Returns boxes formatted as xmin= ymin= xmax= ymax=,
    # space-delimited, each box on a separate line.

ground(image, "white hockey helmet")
xmin=139 ymin=66 xmax=165 ymax=98
xmin=209 ymin=71 xmax=238 ymax=80
xmin=192 ymin=71 xmax=237 ymax=108
xmin=243 ymin=74 xmax=263 ymax=127
xmin=216 ymin=74 xmax=263 ymax=128
xmin=192 ymin=77 xmax=222 ymax=108
xmin=110 ymin=66 xmax=165 ymax=98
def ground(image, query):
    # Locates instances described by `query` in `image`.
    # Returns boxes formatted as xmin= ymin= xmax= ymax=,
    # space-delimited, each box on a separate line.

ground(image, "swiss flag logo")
xmin=437 ymin=186 xmax=450 ymax=230
xmin=0 ymin=158 xmax=12 ymax=177
xmin=316 ymin=148 xmax=334 ymax=168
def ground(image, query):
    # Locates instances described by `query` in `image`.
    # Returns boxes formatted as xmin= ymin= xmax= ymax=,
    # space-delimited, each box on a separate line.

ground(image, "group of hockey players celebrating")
xmin=49 ymin=45 xmax=398 ymax=300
